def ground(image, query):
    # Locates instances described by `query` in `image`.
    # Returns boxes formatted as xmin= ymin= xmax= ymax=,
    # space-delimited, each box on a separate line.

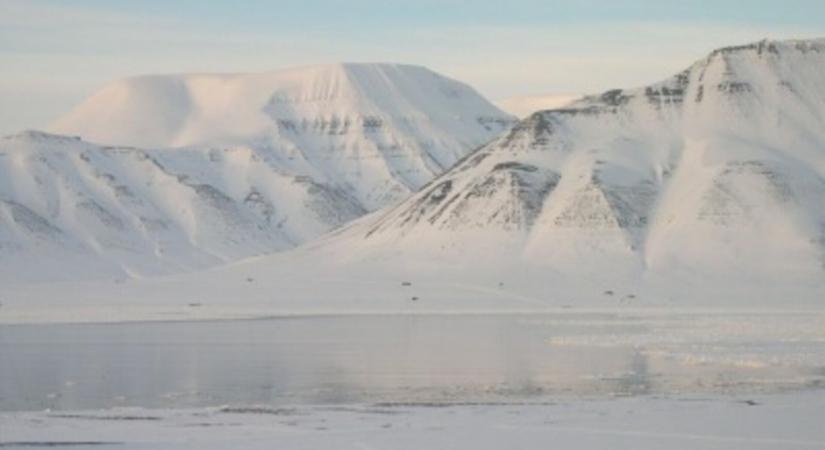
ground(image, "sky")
xmin=2 ymin=0 xmax=825 ymax=135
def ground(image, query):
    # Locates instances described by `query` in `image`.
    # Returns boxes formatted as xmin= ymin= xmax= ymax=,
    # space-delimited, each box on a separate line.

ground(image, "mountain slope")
xmin=0 ymin=131 xmax=362 ymax=281
xmin=51 ymin=63 xmax=513 ymax=210
xmin=319 ymin=39 xmax=825 ymax=288
xmin=1 ymin=64 xmax=513 ymax=281
xmin=3 ymin=40 xmax=825 ymax=313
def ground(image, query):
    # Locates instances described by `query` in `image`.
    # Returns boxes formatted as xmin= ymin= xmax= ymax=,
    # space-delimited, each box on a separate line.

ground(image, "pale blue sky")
xmin=2 ymin=0 xmax=824 ymax=134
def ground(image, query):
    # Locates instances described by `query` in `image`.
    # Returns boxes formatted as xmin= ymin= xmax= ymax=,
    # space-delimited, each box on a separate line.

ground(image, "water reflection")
xmin=0 ymin=314 xmax=822 ymax=411
xmin=614 ymin=348 xmax=652 ymax=395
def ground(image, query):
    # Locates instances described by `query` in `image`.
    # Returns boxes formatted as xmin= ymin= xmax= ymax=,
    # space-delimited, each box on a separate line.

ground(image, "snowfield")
xmin=3 ymin=392 xmax=825 ymax=450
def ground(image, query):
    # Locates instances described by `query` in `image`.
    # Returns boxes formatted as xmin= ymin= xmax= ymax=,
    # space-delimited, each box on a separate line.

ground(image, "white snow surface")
xmin=3 ymin=391 xmax=825 ymax=450
xmin=2 ymin=39 xmax=825 ymax=310
xmin=5 ymin=40 xmax=825 ymax=450
xmin=301 ymin=38 xmax=825 ymax=303
xmin=52 ymin=63 xmax=513 ymax=152
xmin=0 ymin=64 xmax=512 ymax=281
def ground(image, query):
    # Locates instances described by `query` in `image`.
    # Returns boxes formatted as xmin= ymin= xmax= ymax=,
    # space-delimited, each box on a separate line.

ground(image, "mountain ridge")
xmin=50 ymin=62 xmax=512 ymax=149
xmin=1 ymin=64 xmax=513 ymax=281
xmin=311 ymin=38 xmax=825 ymax=287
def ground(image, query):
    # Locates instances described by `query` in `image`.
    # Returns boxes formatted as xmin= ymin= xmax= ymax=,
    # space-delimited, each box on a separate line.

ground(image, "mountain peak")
xmin=344 ymin=36 xmax=825 ymax=292
xmin=527 ymin=36 xmax=825 ymax=131
xmin=1 ymin=63 xmax=513 ymax=282
xmin=707 ymin=37 xmax=825 ymax=57
xmin=281 ymin=61 xmax=435 ymax=75
xmin=50 ymin=63 xmax=509 ymax=149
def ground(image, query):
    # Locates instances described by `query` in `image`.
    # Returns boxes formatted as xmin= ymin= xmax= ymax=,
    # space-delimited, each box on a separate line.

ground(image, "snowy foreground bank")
xmin=3 ymin=391 xmax=825 ymax=450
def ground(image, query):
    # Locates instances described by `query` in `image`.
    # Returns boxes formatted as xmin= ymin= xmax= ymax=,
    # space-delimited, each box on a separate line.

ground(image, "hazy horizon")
xmin=2 ymin=0 xmax=825 ymax=135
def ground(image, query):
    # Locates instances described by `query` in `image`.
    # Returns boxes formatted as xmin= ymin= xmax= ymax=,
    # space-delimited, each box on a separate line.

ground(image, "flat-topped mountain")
xmin=0 ymin=64 xmax=513 ymax=281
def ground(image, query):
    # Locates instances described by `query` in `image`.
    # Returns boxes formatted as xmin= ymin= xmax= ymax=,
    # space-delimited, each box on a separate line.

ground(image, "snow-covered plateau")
xmin=0 ymin=63 xmax=512 ymax=282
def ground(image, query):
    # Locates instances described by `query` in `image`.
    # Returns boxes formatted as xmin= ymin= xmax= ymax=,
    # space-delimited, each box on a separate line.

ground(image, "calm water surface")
xmin=1 ymin=313 xmax=824 ymax=411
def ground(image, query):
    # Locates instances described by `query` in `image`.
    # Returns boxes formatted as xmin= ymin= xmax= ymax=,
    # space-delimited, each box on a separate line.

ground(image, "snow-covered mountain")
xmin=0 ymin=64 xmax=513 ymax=281
xmin=3 ymin=39 xmax=825 ymax=316
xmin=54 ymin=64 xmax=508 ymax=147
xmin=51 ymin=63 xmax=514 ymax=210
xmin=314 ymin=39 xmax=825 ymax=293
